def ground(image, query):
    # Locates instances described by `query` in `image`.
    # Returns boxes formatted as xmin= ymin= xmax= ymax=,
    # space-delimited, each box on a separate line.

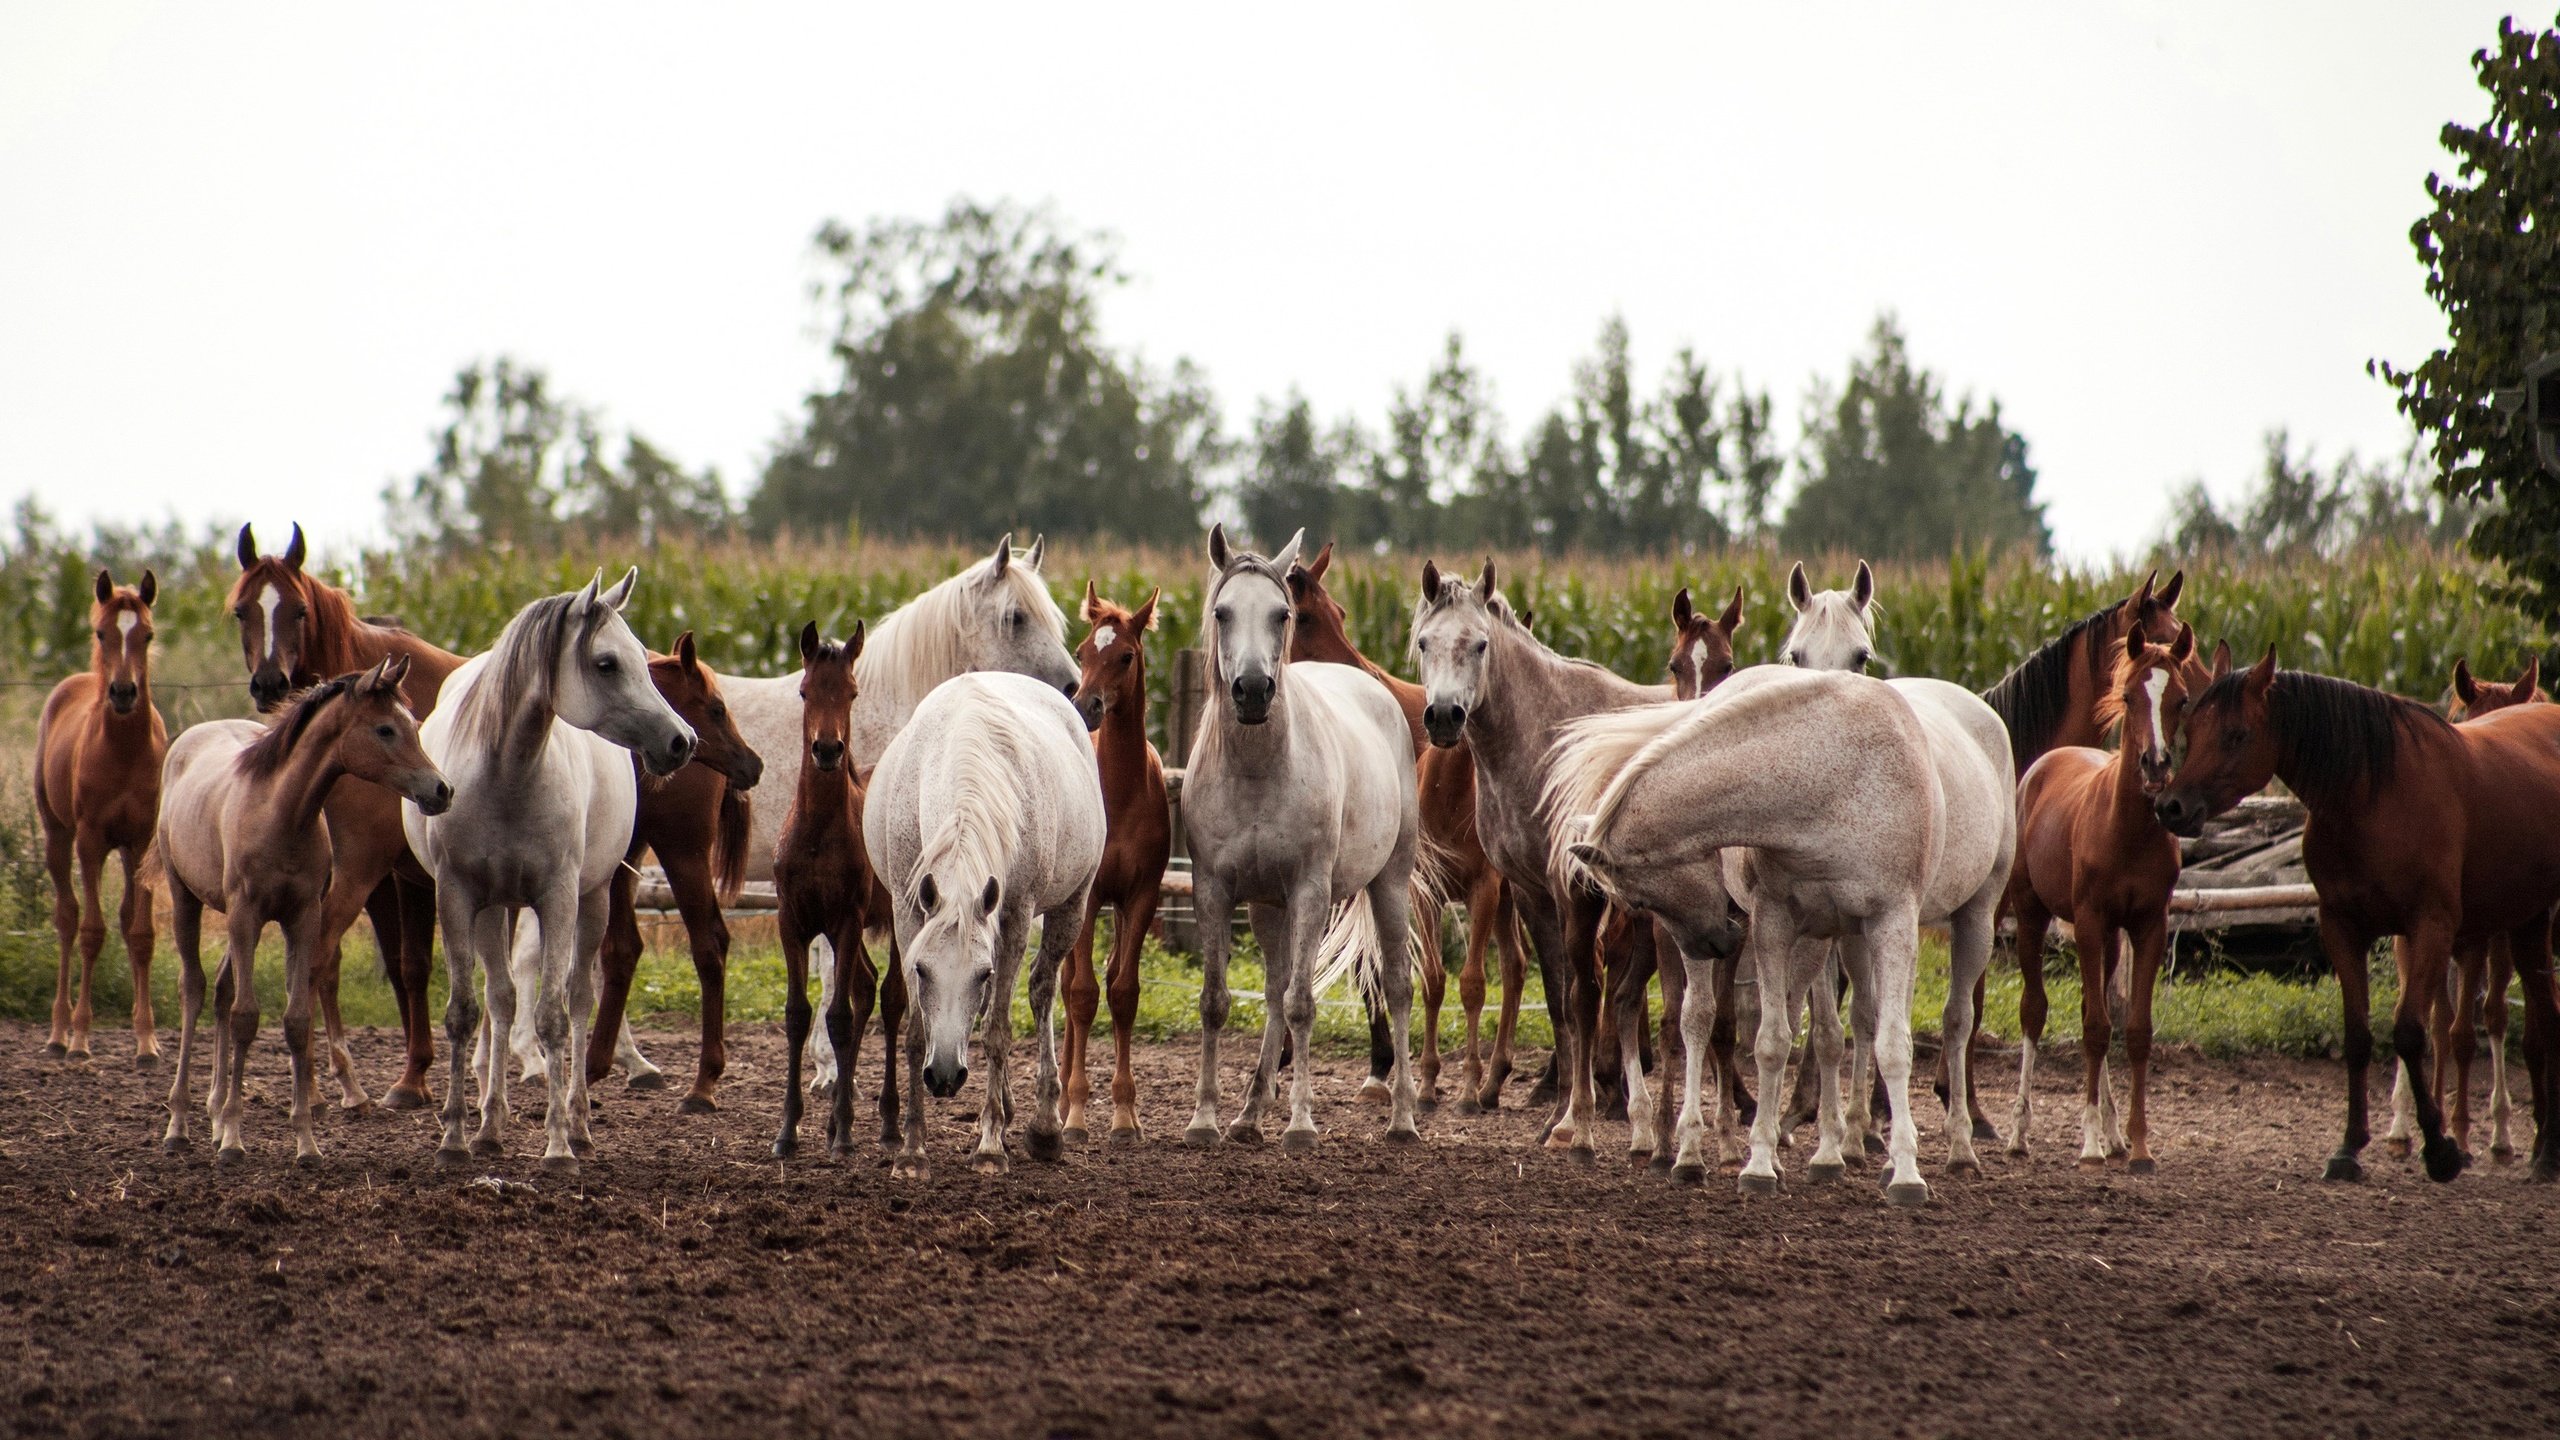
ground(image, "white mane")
xmin=905 ymin=710 xmax=1033 ymax=957
xmin=857 ymin=553 xmax=1065 ymax=716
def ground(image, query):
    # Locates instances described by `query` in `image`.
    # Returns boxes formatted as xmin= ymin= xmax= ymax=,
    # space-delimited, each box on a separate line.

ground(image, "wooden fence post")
xmin=1159 ymin=647 xmax=1208 ymax=953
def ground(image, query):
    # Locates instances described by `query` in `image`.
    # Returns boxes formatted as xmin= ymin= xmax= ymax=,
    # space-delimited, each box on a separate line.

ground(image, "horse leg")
xmin=2487 ymin=937 xmax=2517 ymax=1162
xmin=214 ymin=912 xmax=264 ymax=1162
xmin=69 ymin=831 xmax=110 ymax=1060
xmin=434 ymin=889 xmax=484 ymax=1166
xmin=1866 ymin=905 xmax=1931 ymax=1206
xmin=1612 ymin=926 xmax=1655 ymax=1157
xmin=2392 ymin=916 xmax=2466 ymax=1183
xmin=662 ymin=854 xmax=728 ymax=1113
xmin=1231 ymin=901 xmax=1294 ymax=1146
xmin=470 ymin=907 xmax=517 ymax=1158
xmin=2123 ymin=913 xmax=2167 ymax=1174
xmin=1713 ymin=948 xmax=1754 ymax=1127
xmin=972 ymin=908 xmax=1033 ymax=1175
xmin=528 ymin=884 xmax=589 ymax=1174
xmin=1555 ymin=889 xmax=1606 ymax=1162
xmin=1280 ymin=883 xmax=1330 ymax=1154
xmin=1184 ymin=875 xmax=1238 ymax=1146
xmin=1666 ymin=943 xmax=1720 ymax=1182
xmin=587 ymin=865 xmax=651 ymax=1092
xmin=893 ymin=936 xmax=930 ymax=1179
xmin=281 ymin=909 xmax=324 ymax=1165
xmin=42 ymin=812 xmax=76 ymax=1058
xmin=2384 ymin=936 xmax=2423 ymax=1156
xmin=1061 ymin=893 xmax=1103 ymax=1142
xmin=379 ymin=875 xmax=439 ymax=1109
xmin=879 ymin=934 xmax=909 ymax=1151
xmin=2503 ymin=912 xmax=2560 ymax=1181
xmin=305 ymin=907 xmax=365 ymax=1114
xmin=2073 ymin=911 xmax=2117 ymax=1170
xmin=1780 ymin=947 xmax=1840 ymax=1136
xmin=773 ymin=915 xmax=814 ymax=1159
xmin=1805 ymin=952 xmax=1849 ymax=1182
xmin=827 ymin=919 xmax=871 ymax=1158
xmin=1455 ymin=870 xmax=1494 ymax=1113
xmin=2011 ymin=901 xmax=2052 ymax=1157
xmin=1025 ymin=894 xmax=1081 ymax=1163
xmin=1376 ymin=872 xmax=1422 ymax=1145
xmin=1485 ymin=884 xmax=1530 ymax=1112
xmin=311 ymin=880 xmax=382 ymax=1112
xmin=1107 ymin=887 xmax=1157 ymax=1143
xmin=162 ymin=885 xmax=205 ymax=1152
xmin=1415 ymin=887 xmax=1447 ymax=1112
xmin=206 ymin=955 xmax=235 ymax=1140
xmin=2317 ymin=910 xmax=2379 ymax=1182
xmin=118 ymin=843 xmax=157 ymax=1067
xmin=1647 ymin=922 xmax=1684 ymax=1169
xmin=1738 ymin=905 xmax=1802 ymax=1193
xmin=1360 ymin=1002 xmax=1394 ymax=1107
xmin=2448 ymin=943 xmax=2486 ymax=1159
xmin=1941 ymin=892 xmax=1996 ymax=1175
xmin=807 ymin=935 xmax=842 ymax=1099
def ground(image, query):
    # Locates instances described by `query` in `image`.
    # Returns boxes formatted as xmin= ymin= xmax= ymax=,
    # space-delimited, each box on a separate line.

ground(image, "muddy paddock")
xmin=5 ymin=1020 xmax=2557 ymax=1439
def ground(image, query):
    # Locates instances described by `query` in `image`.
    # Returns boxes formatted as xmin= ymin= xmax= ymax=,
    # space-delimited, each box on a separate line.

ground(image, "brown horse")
xmin=158 ymin=659 xmax=453 ymax=1162
xmin=2006 ymin=625 xmax=2202 ymax=1173
xmin=1287 ymin=541 xmax=1528 ymax=1111
xmin=2154 ymin=650 xmax=2560 ymax=1183
xmin=228 ymin=524 xmax=464 ymax=1108
xmin=1063 ymin=584 xmax=1173 ymax=1143
xmin=2385 ymin=656 xmax=2549 ymax=1163
xmin=772 ymin=622 xmax=902 ymax=1159
xmin=34 ymin=568 xmax=168 ymax=1064
xmin=583 ymin=632 xmax=766 ymax=1112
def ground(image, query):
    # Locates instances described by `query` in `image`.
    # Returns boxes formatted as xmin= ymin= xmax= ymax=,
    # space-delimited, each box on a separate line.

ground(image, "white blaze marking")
xmin=258 ymin=584 xmax=282 ymax=662
xmin=117 ymin=610 xmax=137 ymax=637
xmin=2141 ymin=669 xmax=2170 ymax=761
xmin=1093 ymin=625 xmax=1117 ymax=651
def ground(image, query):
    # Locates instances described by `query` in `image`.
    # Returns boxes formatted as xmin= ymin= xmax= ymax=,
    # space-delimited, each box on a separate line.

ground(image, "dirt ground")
xmin=5 ymin=1019 xmax=2558 ymax=1440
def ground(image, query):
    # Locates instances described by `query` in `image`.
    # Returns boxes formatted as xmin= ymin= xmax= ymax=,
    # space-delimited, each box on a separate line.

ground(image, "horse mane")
xmin=858 ymin=556 xmax=1063 ymax=715
xmin=1540 ymin=700 xmax=1697 ymax=887
xmin=225 ymin=563 xmax=398 ymax=675
xmin=1980 ymin=602 xmax=2116 ymax=771
xmin=449 ymin=592 xmax=591 ymax=763
xmin=2090 ymin=635 xmax=2136 ymax=737
xmin=907 ymin=713 xmax=1030 ymax=950
xmin=2196 ymin=669 xmax=2451 ymax=809
xmin=234 ymin=674 xmax=357 ymax=780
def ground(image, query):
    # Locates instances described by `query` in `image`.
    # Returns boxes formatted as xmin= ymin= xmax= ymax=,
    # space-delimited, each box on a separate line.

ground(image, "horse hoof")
xmin=772 ymin=1136 xmax=798 ymax=1161
xmin=1862 ymin=1134 xmax=1888 ymax=1158
xmin=1027 ymin=1128 xmax=1064 ymax=1163
xmin=971 ymin=1152 xmax=1009 ymax=1176
xmin=1383 ymin=1126 xmax=1420 ymax=1147
xmin=1736 ymin=1171 xmax=1779 ymax=1196
xmin=678 ymin=1095 xmax=718 ymax=1116
xmin=540 ymin=1154 xmax=579 ymax=1178
xmin=293 ymin=1151 xmax=319 ymax=1170
xmin=135 ymin=1052 xmax=159 ymax=1071
xmin=1945 ymin=1157 xmax=1981 ymax=1178
xmin=339 ymin=1098 xmax=376 ymax=1117
xmin=162 ymin=1135 xmax=191 ymax=1155
xmin=2384 ymin=1135 xmax=2411 ymax=1157
xmin=470 ymin=1137 xmax=503 ymax=1159
xmin=2127 ymin=1157 xmax=2157 ymax=1176
xmin=1183 ymin=1125 xmax=1219 ymax=1149
xmin=1417 ymin=1094 xmax=1440 ymax=1115
xmin=2491 ymin=1143 xmax=2516 ymax=1163
xmin=890 ymin=1157 xmax=928 ymax=1181
xmin=1061 ymin=1125 xmax=1090 ymax=1145
xmin=2077 ymin=1156 xmax=2107 ymax=1173
xmin=1454 ymin=1097 xmax=1483 ymax=1117
xmin=435 ymin=1146 xmax=470 ymax=1171
xmin=382 ymin=1085 xmax=430 ymax=1112
xmin=43 ymin=1042 xmax=66 ymax=1059
xmin=215 ymin=1147 xmax=246 ymax=1169
xmin=68 ymin=1047 xmax=92 ymax=1063
xmin=1225 ymin=1123 xmax=1264 ymax=1148
xmin=1474 ymin=1090 xmax=1503 ymax=1114
xmin=1648 ymin=1150 xmax=1674 ymax=1173
xmin=1807 ymin=1160 xmax=1845 ymax=1185
xmin=2323 ymin=1154 xmax=2364 ymax=1183
xmin=2422 ymin=1137 xmax=2467 ymax=1184
xmin=625 ymin=1070 xmax=667 ymax=1092
xmin=1971 ymin=1118 xmax=2000 ymax=1142
xmin=1281 ymin=1129 xmax=1318 ymax=1156
xmin=2006 ymin=1141 xmax=2031 ymax=1159
xmin=1670 ymin=1162 xmax=1707 ymax=1186
xmin=1357 ymin=1080 xmax=1391 ymax=1107
xmin=1884 ymin=1180 xmax=1931 ymax=1208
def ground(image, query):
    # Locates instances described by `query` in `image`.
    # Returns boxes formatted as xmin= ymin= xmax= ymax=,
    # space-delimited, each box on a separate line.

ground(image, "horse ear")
xmin=980 ymin=876 xmax=1001 ymax=915
xmin=573 ymin=568 xmax=604 ymax=614
xmin=2453 ymin=656 xmax=2480 ymax=706
xmin=673 ymin=630 xmax=698 ymax=670
xmin=1851 ymin=560 xmax=1874 ymax=611
xmin=137 ymin=570 xmax=157 ymax=608
xmin=1671 ymin=587 xmax=1695 ymax=628
xmin=1717 ymin=585 xmax=1745 ymax=634
xmin=1135 ymin=588 xmax=1161 ymax=632
xmin=2210 ymin=639 xmax=2233 ymax=679
xmin=2245 ymin=644 xmax=2278 ymax=696
xmin=2158 ymin=570 xmax=2184 ymax=610
xmin=2132 ymin=569 xmax=2156 ymax=607
xmin=1271 ymin=529 xmax=1305 ymax=575
xmin=2169 ymin=622 xmax=2194 ymax=662
xmin=798 ymin=621 xmax=821 ymax=666
xmin=1420 ymin=558 xmax=1443 ymax=602
xmin=370 ymin=653 xmax=411 ymax=693
xmin=985 ymin=533 xmax=1015 ymax=584
xmin=2515 ymin=655 xmax=2540 ymax=701
xmin=1080 ymin=579 xmax=1102 ymax=624
xmin=1307 ymin=540 xmax=1334 ymax=581
xmin=598 ymin=566 xmax=639 ymax=613
xmin=1786 ymin=562 xmax=1810 ymax=612
xmin=237 ymin=523 xmax=258 ymax=571
xmin=845 ymin=619 xmax=865 ymax=662
xmin=1476 ymin=558 xmax=1498 ymax=603
xmin=283 ymin=523 xmax=306 ymax=573
xmin=916 ymin=875 xmax=938 ymax=912
xmin=1207 ymin=523 xmax=1232 ymax=572
xmin=94 ymin=568 xmax=113 ymax=605
xmin=1023 ymin=535 xmax=1045 ymax=572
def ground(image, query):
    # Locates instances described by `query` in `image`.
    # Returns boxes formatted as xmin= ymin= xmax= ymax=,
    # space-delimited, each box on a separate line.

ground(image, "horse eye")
xmin=375 ymin=724 xmax=396 ymax=741
xmin=709 ymin=702 xmax=726 ymax=719
xmin=1473 ymin=640 xmax=1488 ymax=656
xmin=1008 ymin=610 xmax=1025 ymax=628
xmin=1785 ymin=651 xmax=1801 ymax=666
xmin=1212 ymin=606 xmax=1231 ymax=624
xmin=596 ymin=655 xmax=618 ymax=673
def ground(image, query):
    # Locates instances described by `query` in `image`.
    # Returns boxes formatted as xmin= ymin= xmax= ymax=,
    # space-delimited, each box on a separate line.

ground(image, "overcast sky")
xmin=0 ymin=2 xmax=2527 ymax=566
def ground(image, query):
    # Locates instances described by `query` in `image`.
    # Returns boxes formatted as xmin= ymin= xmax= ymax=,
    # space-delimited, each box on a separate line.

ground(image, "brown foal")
xmin=1063 ymin=584 xmax=1173 ymax=1143
xmin=34 ymin=568 xmax=168 ymax=1065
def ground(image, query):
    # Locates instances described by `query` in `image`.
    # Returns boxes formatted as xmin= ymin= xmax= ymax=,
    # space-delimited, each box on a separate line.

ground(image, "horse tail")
xmin=1538 ymin=701 xmax=1697 ymax=893
xmin=1310 ymin=891 xmax=1388 ymax=1010
xmin=711 ymin=786 xmax=751 ymax=905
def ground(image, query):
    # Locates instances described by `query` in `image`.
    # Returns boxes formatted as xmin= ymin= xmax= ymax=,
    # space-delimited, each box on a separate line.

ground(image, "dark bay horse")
xmin=229 ymin=524 xmax=464 ymax=1108
xmin=584 ymin=633 xmax=766 ymax=1112
xmin=2154 ymin=650 xmax=2560 ymax=1182
xmin=2007 ymin=625 xmax=2204 ymax=1172
xmin=34 ymin=569 xmax=168 ymax=1064
xmin=1287 ymin=541 xmax=1525 ymax=1111
xmin=1064 ymin=584 xmax=1172 ymax=1143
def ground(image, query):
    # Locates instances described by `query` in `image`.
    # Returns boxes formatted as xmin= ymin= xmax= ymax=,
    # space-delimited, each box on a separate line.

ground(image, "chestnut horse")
xmin=2385 ymin=656 xmax=2548 ymax=1163
xmin=158 ymin=659 xmax=453 ymax=1162
xmin=772 ymin=623 xmax=902 ymax=1159
xmin=2007 ymin=625 xmax=2203 ymax=1172
xmin=1064 ymin=584 xmax=1172 ymax=1143
xmin=1286 ymin=541 xmax=1525 ymax=1111
xmin=34 ymin=568 xmax=168 ymax=1064
xmin=580 ymin=634 xmax=767 ymax=1112
xmin=2154 ymin=651 xmax=2560 ymax=1182
xmin=228 ymin=524 xmax=464 ymax=1108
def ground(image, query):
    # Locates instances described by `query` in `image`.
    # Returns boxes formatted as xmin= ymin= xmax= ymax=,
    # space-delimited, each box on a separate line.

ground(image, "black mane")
xmin=1979 ymin=604 xmax=2115 ymax=772
xmin=235 ymin=674 xmax=357 ymax=779
xmin=2192 ymin=669 xmax=2450 ymax=809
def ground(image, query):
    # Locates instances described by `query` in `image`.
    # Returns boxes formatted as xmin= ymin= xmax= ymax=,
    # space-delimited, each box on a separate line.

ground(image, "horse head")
xmin=1284 ymin=540 xmax=1363 ymax=669
xmin=650 ymin=631 xmax=763 ymax=790
xmin=1781 ymin=560 xmax=1876 ymax=673
xmin=1411 ymin=556 xmax=1506 ymax=748
xmin=230 ymin=522 xmax=311 ymax=712
xmin=341 ymin=656 xmax=453 ymax=815
xmin=1204 ymin=522 xmax=1302 ymax=727
xmin=2102 ymin=623 xmax=2199 ymax=796
xmin=552 ymin=568 xmax=696 ymax=777
xmin=795 ymin=621 xmax=864 ymax=774
xmin=2451 ymin=655 xmax=2545 ymax=721
xmin=1074 ymin=582 xmax=1158 ymax=733
xmin=89 ymin=567 xmax=157 ymax=717
xmin=1668 ymin=584 xmax=1745 ymax=700
xmin=961 ymin=533 xmax=1078 ymax=700
xmin=2152 ymin=642 xmax=2271 ymax=837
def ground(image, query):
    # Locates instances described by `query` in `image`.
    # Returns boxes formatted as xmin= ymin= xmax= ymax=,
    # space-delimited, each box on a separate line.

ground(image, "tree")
xmin=2379 ymin=17 xmax=2560 ymax=623
xmin=1781 ymin=315 xmax=2051 ymax=559
xmin=2161 ymin=430 xmax=2471 ymax=556
xmin=1357 ymin=332 xmax=1514 ymax=551
xmin=1236 ymin=392 xmax=1357 ymax=549
xmin=749 ymin=199 xmax=1222 ymax=544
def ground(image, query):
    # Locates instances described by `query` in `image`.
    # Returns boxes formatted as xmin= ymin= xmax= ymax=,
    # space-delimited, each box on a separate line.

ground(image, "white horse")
xmin=864 ymin=671 xmax=1105 ymax=1176
xmin=589 ymin=535 xmax=1076 ymax=1095
xmin=1548 ymin=663 xmax=2014 ymax=1205
xmin=406 ymin=570 xmax=696 ymax=1175
xmin=1182 ymin=525 xmax=1422 ymax=1151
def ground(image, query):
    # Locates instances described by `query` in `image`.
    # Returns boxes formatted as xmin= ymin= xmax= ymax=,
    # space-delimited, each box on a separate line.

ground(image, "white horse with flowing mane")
xmin=1546 ymin=658 xmax=2014 ymax=1204
xmin=406 ymin=570 xmax=696 ymax=1175
xmin=1181 ymin=524 xmax=1422 ymax=1151
xmin=864 ymin=671 xmax=1104 ymax=1177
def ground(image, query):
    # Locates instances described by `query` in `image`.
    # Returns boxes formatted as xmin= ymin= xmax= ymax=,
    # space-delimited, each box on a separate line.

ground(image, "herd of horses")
xmin=29 ymin=522 xmax=2560 ymax=1197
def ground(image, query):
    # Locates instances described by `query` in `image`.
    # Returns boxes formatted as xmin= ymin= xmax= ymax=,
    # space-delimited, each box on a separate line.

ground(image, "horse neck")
xmin=1469 ymin=629 xmax=1658 ymax=785
xmin=307 ymin=581 xmax=464 ymax=709
xmin=1198 ymin=665 xmax=1297 ymax=778
xmin=249 ymin=716 xmax=353 ymax=842
xmin=786 ymin=748 xmax=858 ymax=846
xmin=1097 ymin=659 xmax=1153 ymax=773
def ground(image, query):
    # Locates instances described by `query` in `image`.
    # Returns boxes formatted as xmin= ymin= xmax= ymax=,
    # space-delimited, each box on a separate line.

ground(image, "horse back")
xmin=2448 ymin=706 xmax=2560 ymax=936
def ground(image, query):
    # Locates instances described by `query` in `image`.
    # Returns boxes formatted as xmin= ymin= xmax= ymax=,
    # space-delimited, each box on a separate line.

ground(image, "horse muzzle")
xmin=2151 ymin=789 xmax=2208 ymax=838
xmin=1230 ymin=674 xmax=1275 ymax=725
xmin=248 ymin=670 xmax=289 ymax=712
xmin=1075 ymin=691 xmax=1104 ymax=732
xmin=642 ymin=728 xmax=695 ymax=778
xmin=724 ymin=751 xmax=765 ymax=791
xmin=1422 ymin=701 xmax=1467 ymax=748
xmin=810 ymin=739 xmax=845 ymax=772
xmin=105 ymin=682 xmax=140 ymax=715
xmin=923 ymin=1057 xmax=969 ymax=1099
xmin=411 ymin=778 xmax=455 ymax=817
